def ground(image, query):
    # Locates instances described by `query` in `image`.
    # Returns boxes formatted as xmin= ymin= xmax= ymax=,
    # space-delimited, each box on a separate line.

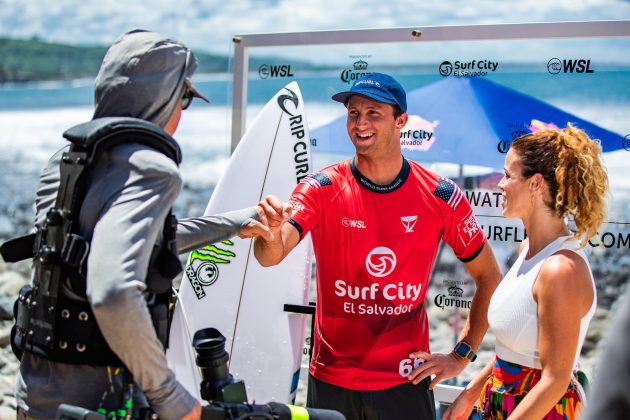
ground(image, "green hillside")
xmin=0 ymin=37 xmax=234 ymax=83
xmin=0 ymin=38 xmax=106 ymax=82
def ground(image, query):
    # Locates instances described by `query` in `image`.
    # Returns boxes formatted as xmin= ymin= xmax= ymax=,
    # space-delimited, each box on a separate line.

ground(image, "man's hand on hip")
xmin=407 ymin=350 xmax=469 ymax=389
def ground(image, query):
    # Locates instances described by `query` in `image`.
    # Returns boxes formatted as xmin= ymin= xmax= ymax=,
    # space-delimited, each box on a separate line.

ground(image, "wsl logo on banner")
xmin=340 ymin=57 xmax=371 ymax=84
xmin=259 ymin=64 xmax=294 ymax=79
xmin=547 ymin=58 xmax=594 ymax=74
xmin=439 ymin=60 xmax=499 ymax=77
xmin=278 ymin=87 xmax=311 ymax=183
xmin=187 ymin=241 xmax=236 ymax=300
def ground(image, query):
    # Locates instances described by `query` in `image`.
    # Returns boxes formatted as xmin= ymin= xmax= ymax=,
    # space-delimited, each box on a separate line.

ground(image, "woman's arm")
xmin=507 ymin=250 xmax=593 ymax=419
xmin=442 ymin=358 xmax=494 ymax=420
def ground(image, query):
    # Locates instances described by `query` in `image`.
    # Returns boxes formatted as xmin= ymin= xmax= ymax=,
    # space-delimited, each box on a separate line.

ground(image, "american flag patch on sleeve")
xmin=301 ymin=172 xmax=332 ymax=189
xmin=434 ymin=177 xmax=464 ymax=209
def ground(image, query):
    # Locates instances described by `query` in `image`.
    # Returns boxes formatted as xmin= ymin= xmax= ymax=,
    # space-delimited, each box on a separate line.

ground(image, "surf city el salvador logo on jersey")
xmin=277 ymin=87 xmax=311 ymax=183
xmin=335 ymin=246 xmax=422 ymax=317
xmin=365 ymin=246 xmax=397 ymax=277
xmin=186 ymin=241 xmax=236 ymax=299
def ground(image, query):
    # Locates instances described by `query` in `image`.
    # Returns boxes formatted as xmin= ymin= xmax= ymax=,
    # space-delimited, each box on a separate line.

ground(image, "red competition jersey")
xmin=288 ymin=157 xmax=486 ymax=390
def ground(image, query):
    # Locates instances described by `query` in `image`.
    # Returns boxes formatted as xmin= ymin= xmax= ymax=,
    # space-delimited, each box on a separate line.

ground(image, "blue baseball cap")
xmin=332 ymin=72 xmax=407 ymax=112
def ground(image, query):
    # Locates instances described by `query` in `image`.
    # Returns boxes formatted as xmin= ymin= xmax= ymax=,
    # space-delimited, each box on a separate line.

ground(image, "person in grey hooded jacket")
xmin=15 ymin=29 xmax=276 ymax=420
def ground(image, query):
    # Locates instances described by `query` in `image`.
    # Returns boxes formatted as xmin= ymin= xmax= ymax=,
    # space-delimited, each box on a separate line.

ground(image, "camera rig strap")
xmin=9 ymin=117 xmax=182 ymax=359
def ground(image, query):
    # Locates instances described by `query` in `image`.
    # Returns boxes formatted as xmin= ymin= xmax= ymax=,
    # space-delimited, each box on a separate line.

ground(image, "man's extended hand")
xmin=407 ymin=351 xmax=469 ymax=389
xmin=255 ymin=195 xmax=292 ymax=242
xmin=238 ymin=195 xmax=292 ymax=241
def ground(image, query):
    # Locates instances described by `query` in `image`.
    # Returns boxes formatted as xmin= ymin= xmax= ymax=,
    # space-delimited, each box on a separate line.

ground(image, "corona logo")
xmin=353 ymin=59 xmax=368 ymax=70
xmin=448 ymin=285 xmax=464 ymax=297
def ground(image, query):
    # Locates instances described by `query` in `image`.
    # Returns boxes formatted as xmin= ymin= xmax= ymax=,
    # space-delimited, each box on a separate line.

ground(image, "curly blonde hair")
xmin=511 ymin=124 xmax=608 ymax=247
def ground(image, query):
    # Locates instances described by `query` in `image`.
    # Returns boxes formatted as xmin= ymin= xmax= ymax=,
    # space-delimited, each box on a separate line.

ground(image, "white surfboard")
xmin=167 ymin=82 xmax=313 ymax=404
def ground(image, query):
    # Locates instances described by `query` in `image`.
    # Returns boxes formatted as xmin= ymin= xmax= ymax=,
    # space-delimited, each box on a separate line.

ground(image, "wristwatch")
xmin=453 ymin=341 xmax=477 ymax=362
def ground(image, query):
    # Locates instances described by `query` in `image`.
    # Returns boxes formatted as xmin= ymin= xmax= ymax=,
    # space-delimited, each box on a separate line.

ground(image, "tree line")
xmin=0 ymin=37 xmax=232 ymax=84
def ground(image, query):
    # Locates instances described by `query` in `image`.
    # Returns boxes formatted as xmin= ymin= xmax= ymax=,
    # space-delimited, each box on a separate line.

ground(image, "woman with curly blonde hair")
xmin=444 ymin=124 xmax=608 ymax=420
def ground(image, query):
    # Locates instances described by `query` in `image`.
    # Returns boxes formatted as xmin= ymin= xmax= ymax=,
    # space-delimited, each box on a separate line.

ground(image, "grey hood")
xmin=93 ymin=29 xmax=197 ymax=128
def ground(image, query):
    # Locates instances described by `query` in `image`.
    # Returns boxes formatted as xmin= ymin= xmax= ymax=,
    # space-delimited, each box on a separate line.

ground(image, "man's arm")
xmin=176 ymin=207 xmax=269 ymax=254
xmin=87 ymin=146 xmax=197 ymax=419
xmin=408 ymin=243 xmax=502 ymax=388
xmin=253 ymin=195 xmax=300 ymax=267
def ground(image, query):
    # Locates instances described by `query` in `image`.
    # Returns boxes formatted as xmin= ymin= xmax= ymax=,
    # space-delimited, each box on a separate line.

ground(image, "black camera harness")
xmin=0 ymin=117 xmax=183 ymax=367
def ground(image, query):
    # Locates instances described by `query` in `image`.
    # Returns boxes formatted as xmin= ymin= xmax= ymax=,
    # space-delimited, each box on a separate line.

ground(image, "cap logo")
xmin=354 ymin=79 xmax=381 ymax=88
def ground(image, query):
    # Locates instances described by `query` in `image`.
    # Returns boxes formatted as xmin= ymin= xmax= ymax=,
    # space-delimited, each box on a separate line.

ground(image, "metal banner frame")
xmin=231 ymin=20 xmax=630 ymax=150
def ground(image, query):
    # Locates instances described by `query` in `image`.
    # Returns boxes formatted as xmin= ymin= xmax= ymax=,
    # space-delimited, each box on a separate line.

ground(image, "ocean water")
xmin=1 ymin=70 xmax=628 ymax=214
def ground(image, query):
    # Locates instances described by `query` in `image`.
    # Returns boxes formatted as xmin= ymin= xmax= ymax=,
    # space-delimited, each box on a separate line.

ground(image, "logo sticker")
xmin=438 ymin=59 xmax=499 ymax=77
xmin=433 ymin=279 xmax=472 ymax=311
xmin=259 ymin=64 xmax=294 ymax=79
xmin=457 ymin=210 xmax=482 ymax=248
xmin=278 ymin=87 xmax=299 ymax=116
xmin=547 ymin=58 xmax=594 ymax=74
xmin=439 ymin=61 xmax=453 ymax=76
xmin=400 ymin=216 xmax=418 ymax=233
xmin=547 ymin=58 xmax=562 ymax=74
xmin=365 ymin=246 xmax=397 ymax=277
xmin=340 ymin=56 xmax=371 ymax=84
xmin=342 ymin=217 xmax=367 ymax=229
xmin=400 ymin=115 xmax=439 ymax=151
xmin=187 ymin=241 xmax=236 ymax=300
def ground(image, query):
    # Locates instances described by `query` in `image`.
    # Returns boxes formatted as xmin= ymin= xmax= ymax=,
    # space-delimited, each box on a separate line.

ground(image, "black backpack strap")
xmin=10 ymin=117 xmax=182 ymax=362
xmin=0 ymin=233 xmax=36 ymax=262
xmin=62 ymin=117 xmax=181 ymax=166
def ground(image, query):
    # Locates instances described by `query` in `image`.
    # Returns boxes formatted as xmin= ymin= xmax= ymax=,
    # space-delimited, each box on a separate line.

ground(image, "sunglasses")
xmin=181 ymin=89 xmax=195 ymax=110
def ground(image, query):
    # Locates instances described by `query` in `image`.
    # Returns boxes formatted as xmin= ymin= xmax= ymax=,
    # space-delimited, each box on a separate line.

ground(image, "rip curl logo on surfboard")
xmin=186 ymin=240 xmax=236 ymax=299
xmin=277 ymin=87 xmax=299 ymax=116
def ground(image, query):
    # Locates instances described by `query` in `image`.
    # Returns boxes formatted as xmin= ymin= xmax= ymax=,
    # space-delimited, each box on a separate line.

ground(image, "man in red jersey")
xmin=254 ymin=73 xmax=502 ymax=420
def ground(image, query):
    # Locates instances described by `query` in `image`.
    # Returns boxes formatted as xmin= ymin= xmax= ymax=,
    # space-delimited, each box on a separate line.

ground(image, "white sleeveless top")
xmin=488 ymin=236 xmax=596 ymax=369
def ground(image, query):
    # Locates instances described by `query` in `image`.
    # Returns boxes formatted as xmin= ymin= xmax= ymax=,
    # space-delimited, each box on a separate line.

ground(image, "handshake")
xmin=238 ymin=195 xmax=293 ymax=242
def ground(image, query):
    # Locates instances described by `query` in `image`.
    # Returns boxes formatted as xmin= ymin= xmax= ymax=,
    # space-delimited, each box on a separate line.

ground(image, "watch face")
xmin=455 ymin=342 xmax=472 ymax=357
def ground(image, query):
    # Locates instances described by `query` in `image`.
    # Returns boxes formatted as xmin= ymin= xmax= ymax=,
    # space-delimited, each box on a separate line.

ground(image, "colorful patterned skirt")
xmin=478 ymin=357 xmax=587 ymax=420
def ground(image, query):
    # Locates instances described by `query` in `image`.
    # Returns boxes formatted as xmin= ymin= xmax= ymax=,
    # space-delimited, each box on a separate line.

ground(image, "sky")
xmin=1 ymin=0 xmax=629 ymax=59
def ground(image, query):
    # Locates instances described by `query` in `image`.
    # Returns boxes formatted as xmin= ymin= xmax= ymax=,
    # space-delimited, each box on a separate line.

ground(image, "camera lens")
xmin=192 ymin=328 xmax=230 ymax=387
xmin=192 ymin=328 xmax=248 ymax=403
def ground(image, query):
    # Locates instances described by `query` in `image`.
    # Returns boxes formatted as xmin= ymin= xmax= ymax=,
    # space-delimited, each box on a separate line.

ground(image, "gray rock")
xmin=0 ymin=297 xmax=13 ymax=321
xmin=0 ymin=272 xmax=27 ymax=298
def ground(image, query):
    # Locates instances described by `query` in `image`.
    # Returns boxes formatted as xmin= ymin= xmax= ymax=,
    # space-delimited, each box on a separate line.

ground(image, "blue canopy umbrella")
xmin=310 ymin=76 xmax=625 ymax=169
